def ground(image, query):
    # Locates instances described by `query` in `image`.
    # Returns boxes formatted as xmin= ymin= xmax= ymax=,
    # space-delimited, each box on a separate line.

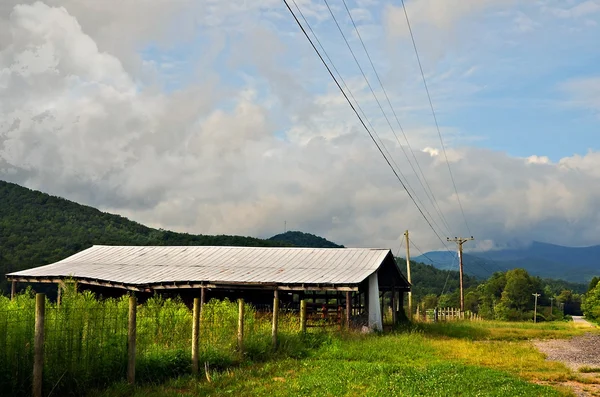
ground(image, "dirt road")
xmin=534 ymin=321 xmax=600 ymax=397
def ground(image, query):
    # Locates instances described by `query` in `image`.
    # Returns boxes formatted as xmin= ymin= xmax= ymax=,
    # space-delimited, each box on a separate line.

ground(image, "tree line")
xmin=397 ymin=257 xmax=590 ymax=321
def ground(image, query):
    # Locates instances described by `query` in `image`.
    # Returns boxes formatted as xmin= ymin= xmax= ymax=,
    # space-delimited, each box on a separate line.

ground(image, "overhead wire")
xmin=339 ymin=0 xmax=453 ymax=237
xmin=320 ymin=0 xmax=452 ymax=239
xmin=399 ymin=0 xmax=472 ymax=236
xmin=282 ymin=0 xmax=453 ymax=251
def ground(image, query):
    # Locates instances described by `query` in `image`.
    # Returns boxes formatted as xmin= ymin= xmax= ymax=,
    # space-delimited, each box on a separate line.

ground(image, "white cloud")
xmin=2 ymin=1 xmax=600 ymax=255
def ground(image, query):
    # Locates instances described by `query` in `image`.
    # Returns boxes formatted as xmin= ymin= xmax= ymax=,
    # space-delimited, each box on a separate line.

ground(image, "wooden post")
xmin=191 ymin=297 xmax=200 ymax=375
xmin=10 ymin=280 xmax=16 ymax=300
xmin=345 ymin=292 xmax=351 ymax=329
xmin=272 ymin=290 xmax=279 ymax=350
xmin=57 ymin=283 xmax=62 ymax=307
xmin=391 ymin=288 xmax=397 ymax=325
xmin=300 ymin=299 xmax=307 ymax=333
xmin=127 ymin=296 xmax=137 ymax=385
xmin=237 ymin=299 xmax=244 ymax=352
xmin=33 ymin=293 xmax=45 ymax=397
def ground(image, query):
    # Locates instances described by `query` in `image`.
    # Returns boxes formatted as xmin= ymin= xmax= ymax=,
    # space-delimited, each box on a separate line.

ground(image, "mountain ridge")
xmin=414 ymin=241 xmax=600 ymax=283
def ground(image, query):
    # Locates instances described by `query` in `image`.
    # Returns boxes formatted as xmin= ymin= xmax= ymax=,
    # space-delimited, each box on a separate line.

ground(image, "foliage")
xmin=268 ymin=231 xmax=344 ymax=248
xmin=0 ymin=288 xmax=315 ymax=397
xmin=0 ymin=180 xmax=291 ymax=294
xmin=582 ymin=279 xmax=600 ymax=321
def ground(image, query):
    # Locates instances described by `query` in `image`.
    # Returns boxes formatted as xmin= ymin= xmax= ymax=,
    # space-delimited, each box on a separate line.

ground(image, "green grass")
xmin=89 ymin=322 xmax=590 ymax=397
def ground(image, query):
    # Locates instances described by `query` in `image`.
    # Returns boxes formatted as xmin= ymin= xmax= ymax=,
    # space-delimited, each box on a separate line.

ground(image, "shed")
xmin=7 ymin=245 xmax=410 ymax=330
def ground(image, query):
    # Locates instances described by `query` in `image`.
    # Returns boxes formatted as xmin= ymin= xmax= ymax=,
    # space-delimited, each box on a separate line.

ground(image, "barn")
xmin=6 ymin=245 xmax=411 ymax=330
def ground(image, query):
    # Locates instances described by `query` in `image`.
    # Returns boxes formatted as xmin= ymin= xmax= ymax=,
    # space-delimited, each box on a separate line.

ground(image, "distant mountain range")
xmin=413 ymin=241 xmax=600 ymax=283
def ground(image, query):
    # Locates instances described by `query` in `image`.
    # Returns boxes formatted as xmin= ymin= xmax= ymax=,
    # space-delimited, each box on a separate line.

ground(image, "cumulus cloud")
xmin=2 ymin=1 xmax=600 ymax=254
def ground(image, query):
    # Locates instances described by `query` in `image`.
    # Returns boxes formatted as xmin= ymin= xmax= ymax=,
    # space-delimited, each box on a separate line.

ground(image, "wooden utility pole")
xmin=447 ymin=236 xmax=474 ymax=312
xmin=532 ymin=293 xmax=540 ymax=323
xmin=549 ymin=297 xmax=554 ymax=321
xmin=404 ymin=230 xmax=412 ymax=319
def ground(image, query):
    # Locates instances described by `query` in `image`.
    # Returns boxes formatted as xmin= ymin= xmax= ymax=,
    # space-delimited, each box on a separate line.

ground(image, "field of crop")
xmin=90 ymin=320 xmax=600 ymax=397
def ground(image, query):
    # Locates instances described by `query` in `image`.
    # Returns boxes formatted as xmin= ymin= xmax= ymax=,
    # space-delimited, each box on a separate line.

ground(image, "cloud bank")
xmin=1 ymin=1 xmax=600 ymax=252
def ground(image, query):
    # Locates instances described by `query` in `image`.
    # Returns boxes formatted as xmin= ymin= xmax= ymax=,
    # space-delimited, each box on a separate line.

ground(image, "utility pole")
xmin=404 ymin=230 xmax=412 ymax=319
xmin=532 ymin=293 xmax=540 ymax=323
xmin=447 ymin=236 xmax=474 ymax=312
xmin=549 ymin=297 xmax=554 ymax=321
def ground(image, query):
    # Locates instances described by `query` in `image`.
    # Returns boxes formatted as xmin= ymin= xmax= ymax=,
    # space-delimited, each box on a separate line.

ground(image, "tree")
xmin=582 ymin=282 xmax=600 ymax=320
xmin=501 ymin=269 xmax=536 ymax=311
xmin=421 ymin=294 xmax=438 ymax=310
xmin=589 ymin=277 xmax=600 ymax=293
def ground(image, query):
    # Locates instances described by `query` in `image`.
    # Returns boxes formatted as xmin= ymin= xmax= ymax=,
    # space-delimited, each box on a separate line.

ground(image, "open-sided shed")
xmin=7 ymin=245 xmax=410 ymax=330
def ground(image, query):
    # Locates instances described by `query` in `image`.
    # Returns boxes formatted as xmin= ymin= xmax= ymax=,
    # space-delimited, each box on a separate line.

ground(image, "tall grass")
xmin=0 ymin=289 xmax=314 ymax=396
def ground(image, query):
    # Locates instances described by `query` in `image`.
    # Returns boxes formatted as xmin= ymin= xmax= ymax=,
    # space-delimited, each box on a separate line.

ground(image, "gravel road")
xmin=533 ymin=332 xmax=600 ymax=371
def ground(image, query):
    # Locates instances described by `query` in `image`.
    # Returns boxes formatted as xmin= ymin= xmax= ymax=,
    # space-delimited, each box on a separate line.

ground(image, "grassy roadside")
xmin=90 ymin=320 xmax=598 ymax=397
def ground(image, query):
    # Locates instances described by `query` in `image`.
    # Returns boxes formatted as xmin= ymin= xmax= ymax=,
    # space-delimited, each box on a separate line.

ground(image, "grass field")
xmin=91 ymin=320 xmax=599 ymax=397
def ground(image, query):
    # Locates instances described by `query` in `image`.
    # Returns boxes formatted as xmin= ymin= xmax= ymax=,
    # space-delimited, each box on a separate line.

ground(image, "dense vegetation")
xmin=268 ymin=231 xmax=344 ymax=248
xmin=0 ymin=180 xmax=289 ymax=293
xmin=396 ymin=257 xmax=585 ymax=321
xmin=0 ymin=287 xmax=316 ymax=396
xmin=582 ymin=276 xmax=600 ymax=321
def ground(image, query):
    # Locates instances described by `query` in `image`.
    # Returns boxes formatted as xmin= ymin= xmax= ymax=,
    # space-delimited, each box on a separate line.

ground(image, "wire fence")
xmin=0 ymin=290 xmax=327 ymax=397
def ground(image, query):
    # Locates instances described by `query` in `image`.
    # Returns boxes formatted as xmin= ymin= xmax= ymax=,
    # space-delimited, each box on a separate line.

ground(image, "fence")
xmin=0 ymin=290 xmax=327 ymax=397
xmin=413 ymin=307 xmax=482 ymax=322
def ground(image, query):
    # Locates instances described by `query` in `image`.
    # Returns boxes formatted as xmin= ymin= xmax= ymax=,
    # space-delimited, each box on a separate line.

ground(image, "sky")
xmin=1 ymin=0 xmax=600 ymax=254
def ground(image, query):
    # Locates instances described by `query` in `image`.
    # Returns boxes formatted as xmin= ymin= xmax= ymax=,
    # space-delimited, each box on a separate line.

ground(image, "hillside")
xmin=268 ymin=231 xmax=344 ymax=248
xmin=0 ymin=180 xmax=287 ymax=292
xmin=414 ymin=242 xmax=600 ymax=283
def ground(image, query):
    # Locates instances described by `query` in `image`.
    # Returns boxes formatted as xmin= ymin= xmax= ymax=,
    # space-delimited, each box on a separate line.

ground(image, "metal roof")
xmin=7 ymin=245 xmax=405 ymax=289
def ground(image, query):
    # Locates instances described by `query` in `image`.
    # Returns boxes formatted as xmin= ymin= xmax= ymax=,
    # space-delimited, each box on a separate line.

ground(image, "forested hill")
xmin=268 ymin=231 xmax=344 ymax=248
xmin=0 ymin=180 xmax=286 ymax=291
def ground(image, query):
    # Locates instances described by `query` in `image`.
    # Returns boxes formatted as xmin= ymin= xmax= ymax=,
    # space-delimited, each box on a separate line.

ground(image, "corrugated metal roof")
xmin=7 ymin=245 xmax=398 ymax=287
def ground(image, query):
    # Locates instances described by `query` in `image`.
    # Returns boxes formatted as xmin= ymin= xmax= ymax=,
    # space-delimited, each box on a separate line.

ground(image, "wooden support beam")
xmin=300 ymin=299 xmax=307 ymax=334
xmin=345 ymin=291 xmax=351 ymax=329
xmin=272 ymin=290 xmax=279 ymax=350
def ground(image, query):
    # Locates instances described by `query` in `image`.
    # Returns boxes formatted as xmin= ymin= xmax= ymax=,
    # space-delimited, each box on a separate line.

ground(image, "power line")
xmin=282 ymin=0 xmax=451 ymax=251
xmin=340 ymin=0 xmax=453 ymax=237
xmin=399 ymin=0 xmax=471 ymax=236
xmin=321 ymin=0 xmax=451 ymax=239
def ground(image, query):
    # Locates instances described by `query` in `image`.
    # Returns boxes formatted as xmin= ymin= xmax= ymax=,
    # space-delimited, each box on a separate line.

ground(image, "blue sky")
xmin=140 ymin=0 xmax=600 ymax=161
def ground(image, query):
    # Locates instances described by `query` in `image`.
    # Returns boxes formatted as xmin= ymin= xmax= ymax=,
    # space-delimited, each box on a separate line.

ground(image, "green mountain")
xmin=268 ymin=231 xmax=344 ymax=248
xmin=0 ymin=180 xmax=287 ymax=292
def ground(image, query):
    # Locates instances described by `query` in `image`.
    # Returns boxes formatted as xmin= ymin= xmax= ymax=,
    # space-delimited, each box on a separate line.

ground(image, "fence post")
xmin=127 ymin=296 xmax=137 ymax=385
xmin=192 ymin=297 xmax=200 ymax=375
xmin=238 ymin=299 xmax=244 ymax=352
xmin=300 ymin=299 xmax=307 ymax=334
xmin=272 ymin=290 xmax=279 ymax=350
xmin=33 ymin=293 xmax=45 ymax=397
